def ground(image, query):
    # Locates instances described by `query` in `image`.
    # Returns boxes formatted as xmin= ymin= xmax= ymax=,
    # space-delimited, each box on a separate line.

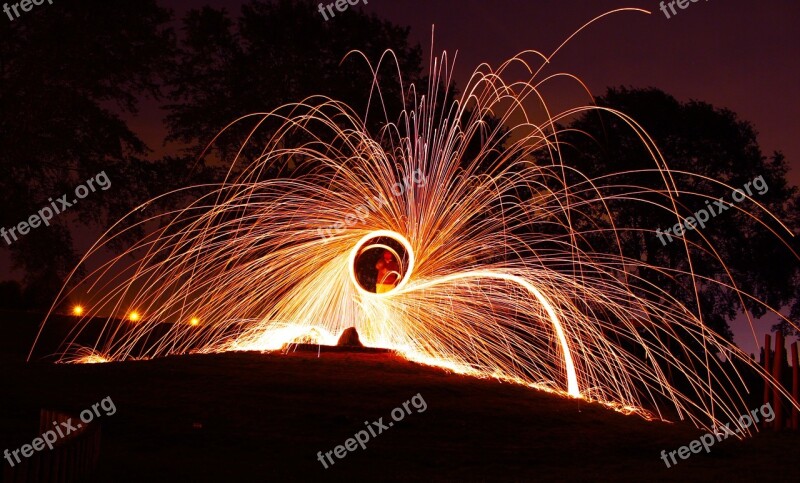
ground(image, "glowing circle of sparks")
xmin=348 ymin=230 xmax=415 ymax=298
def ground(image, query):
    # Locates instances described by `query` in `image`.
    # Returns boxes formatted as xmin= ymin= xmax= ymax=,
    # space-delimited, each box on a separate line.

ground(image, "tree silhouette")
xmin=0 ymin=0 xmax=179 ymax=305
xmin=556 ymin=87 xmax=799 ymax=340
xmin=165 ymin=0 xmax=423 ymax=169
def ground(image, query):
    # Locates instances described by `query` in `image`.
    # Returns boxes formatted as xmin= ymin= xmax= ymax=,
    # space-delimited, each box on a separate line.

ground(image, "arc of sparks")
xmin=397 ymin=269 xmax=580 ymax=397
xmin=30 ymin=8 xmax=800 ymax=435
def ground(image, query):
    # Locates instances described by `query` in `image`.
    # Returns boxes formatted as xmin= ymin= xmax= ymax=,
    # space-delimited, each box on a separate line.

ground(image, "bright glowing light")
xmin=190 ymin=318 xmax=200 ymax=326
xmin=63 ymin=349 xmax=109 ymax=364
xmin=32 ymin=8 xmax=800 ymax=435
xmin=72 ymin=305 xmax=84 ymax=316
xmin=230 ymin=324 xmax=338 ymax=351
xmin=77 ymin=354 xmax=109 ymax=364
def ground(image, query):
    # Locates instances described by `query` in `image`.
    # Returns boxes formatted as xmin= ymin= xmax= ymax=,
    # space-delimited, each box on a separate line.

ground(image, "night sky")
xmin=149 ymin=0 xmax=800 ymax=183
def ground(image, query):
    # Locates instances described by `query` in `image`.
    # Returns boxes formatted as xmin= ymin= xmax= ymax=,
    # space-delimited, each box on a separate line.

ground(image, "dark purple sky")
xmin=153 ymin=0 xmax=800 ymax=185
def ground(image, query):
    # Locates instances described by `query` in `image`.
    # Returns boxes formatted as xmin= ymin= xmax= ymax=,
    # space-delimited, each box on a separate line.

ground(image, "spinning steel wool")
xmin=32 ymin=8 xmax=798 ymax=434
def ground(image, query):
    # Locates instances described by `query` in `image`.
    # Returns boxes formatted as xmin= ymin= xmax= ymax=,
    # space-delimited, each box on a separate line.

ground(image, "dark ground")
xmin=1 ymin=311 xmax=799 ymax=482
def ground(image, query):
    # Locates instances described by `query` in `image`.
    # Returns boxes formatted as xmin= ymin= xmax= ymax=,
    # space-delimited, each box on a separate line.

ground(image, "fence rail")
xmin=3 ymin=409 xmax=101 ymax=483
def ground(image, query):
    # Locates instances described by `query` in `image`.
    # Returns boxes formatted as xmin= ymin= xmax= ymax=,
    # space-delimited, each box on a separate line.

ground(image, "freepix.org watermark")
xmin=1 ymin=170 xmax=111 ymax=246
xmin=659 ymin=402 xmax=774 ymax=468
xmin=3 ymin=396 xmax=116 ymax=468
xmin=656 ymin=175 xmax=768 ymax=246
xmin=659 ymin=0 xmax=710 ymax=20
xmin=3 ymin=0 xmax=53 ymax=22
xmin=317 ymin=169 xmax=426 ymax=242
xmin=317 ymin=0 xmax=367 ymax=21
xmin=316 ymin=393 xmax=427 ymax=469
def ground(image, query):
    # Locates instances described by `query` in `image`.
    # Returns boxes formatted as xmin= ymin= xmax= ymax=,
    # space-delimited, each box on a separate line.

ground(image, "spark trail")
xmin=32 ymin=8 xmax=799 ymax=434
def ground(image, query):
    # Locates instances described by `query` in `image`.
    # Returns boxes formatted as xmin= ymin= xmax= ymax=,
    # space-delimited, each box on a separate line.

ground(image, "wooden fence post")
xmin=763 ymin=333 xmax=772 ymax=413
xmin=792 ymin=341 xmax=799 ymax=431
xmin=771 ymin=331 xmax=784 ymax=430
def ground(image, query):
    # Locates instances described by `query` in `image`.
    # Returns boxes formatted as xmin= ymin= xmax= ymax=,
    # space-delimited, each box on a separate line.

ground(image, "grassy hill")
xmin=1 ymin=312 xmax=798 ymax=481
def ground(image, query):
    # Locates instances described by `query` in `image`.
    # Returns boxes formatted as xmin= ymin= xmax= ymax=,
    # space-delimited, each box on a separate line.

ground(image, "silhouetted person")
xmin=375 ymin=250 xmax=400 ymax=293
xmin=337 ymin=327 xmax=364 ymax=347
